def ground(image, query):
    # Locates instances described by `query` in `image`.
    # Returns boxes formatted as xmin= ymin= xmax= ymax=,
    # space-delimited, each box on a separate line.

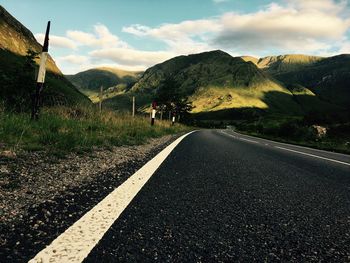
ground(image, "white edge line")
xmin=29 ymin=131 xmax=197 ymax=263
xmin=275 ymin=146 xmax=350 ymax=166
xmin=230 ymin=130 xmax=349 ymax=157
xmin=220 ymin=130 xmax=259 ymax=144
xmin=239 ymin=137 xmax=260 ymax=144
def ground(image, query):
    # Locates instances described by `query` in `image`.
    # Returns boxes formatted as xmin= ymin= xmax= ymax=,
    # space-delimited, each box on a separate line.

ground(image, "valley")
xmin=1 ymin=2 xmax=350 ymax=262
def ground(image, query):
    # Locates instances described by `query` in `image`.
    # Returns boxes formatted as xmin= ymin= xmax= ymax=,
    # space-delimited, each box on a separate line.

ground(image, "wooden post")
xmin=99 ymin=86 xmax=103 ymax=113
xmin=150 ymin=104 xmax=152 ymax=119
xmin=132 ymin=96 xmax=135 ymax=117
xmin=31 ymin=21 xmax=50 ymax=120
xmin=151 ymin=101 xmax=157 ymax=126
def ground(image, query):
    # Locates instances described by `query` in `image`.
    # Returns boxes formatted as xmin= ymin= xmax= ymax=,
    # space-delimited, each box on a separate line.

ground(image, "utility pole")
xmin=132 ymin=96 xmax=135 ymax=117
xmin=31 ymin=21 xmax=50 ymax=120
xmin=99 ymin=86 xmax=103 ymax=113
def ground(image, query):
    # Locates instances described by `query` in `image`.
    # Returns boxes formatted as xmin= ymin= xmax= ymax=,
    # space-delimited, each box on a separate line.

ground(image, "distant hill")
xmin=104 ymin=50 xmax=349 ymax=121
xmin=0 ymin=5 xmax=88 ymax=111
xmin=108 ymin=50 xmax=305 ymax=116
xmin=66 ymin=67 xmax=142 ymax=102
xmin=241 ymin=54 xmax=350 ymax=109
xmin=242 ymin=54 xmax=323 ymax=75
xmin=272 ymin=55 xmax=350 ymax=108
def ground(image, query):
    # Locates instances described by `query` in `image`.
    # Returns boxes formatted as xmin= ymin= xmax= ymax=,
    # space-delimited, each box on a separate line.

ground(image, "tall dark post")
xmin=31 ymin=21 xmax=50 ymax=120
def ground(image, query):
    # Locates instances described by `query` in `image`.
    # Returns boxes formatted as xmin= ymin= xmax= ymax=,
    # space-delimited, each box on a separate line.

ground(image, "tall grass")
xmin=0 ymin=105 xmax=191 ymax=155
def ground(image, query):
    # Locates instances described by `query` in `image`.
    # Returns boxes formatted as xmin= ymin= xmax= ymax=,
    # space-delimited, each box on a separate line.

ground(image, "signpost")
xmin=31 ymin=21 xmax=50 ymax=120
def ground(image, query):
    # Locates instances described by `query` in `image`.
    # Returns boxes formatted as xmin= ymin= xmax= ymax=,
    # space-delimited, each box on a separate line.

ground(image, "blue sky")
xmin=1 ymin=0 xmax=349 ymax=74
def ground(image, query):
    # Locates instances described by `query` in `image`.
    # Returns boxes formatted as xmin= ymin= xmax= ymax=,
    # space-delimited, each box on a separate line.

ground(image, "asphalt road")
xmin=83 ymin=130 xmax=350 ymax=262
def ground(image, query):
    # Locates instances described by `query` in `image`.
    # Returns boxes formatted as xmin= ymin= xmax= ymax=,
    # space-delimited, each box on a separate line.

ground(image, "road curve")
xmin=83 ymin=130 xmax=350 ymax=262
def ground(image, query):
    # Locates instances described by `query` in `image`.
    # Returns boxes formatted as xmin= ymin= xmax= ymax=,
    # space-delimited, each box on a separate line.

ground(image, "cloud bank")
xmin=36 ymin=0 xmax=350 ymax=74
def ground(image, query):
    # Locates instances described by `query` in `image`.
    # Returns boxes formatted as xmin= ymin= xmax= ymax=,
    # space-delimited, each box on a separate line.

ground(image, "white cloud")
xmin=67 ymin=24 xmax=128 ymax=48
xmin=57 ymin=55 xmax=89 ymax=64
xmin=339 ymin=40 xmax=350 ymax=53
xmin=90 ymin=48 xmax=175 ymax=67
xmin=42 ymin=0 xmax=350 ymax=74
xmin=35 ymin=34 xmax=77 ymax=49
xmin=56 ymin=54 xmax=147 ymax=74
xmin=124 ymin=0 xmax=350 ymax=55
xmin=214 ymin=1 xmax=349 ymax=53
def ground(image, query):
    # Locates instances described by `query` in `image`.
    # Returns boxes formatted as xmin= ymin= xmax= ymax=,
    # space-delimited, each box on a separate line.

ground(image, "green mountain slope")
xmin=121 ymin=50 xmax=302 ymax=116
xmin=0 ymin=5 xmax=88 ymax=111
xmin=241 ymin=54 xmax=348 ymax=113
xmin=66 ymin=67 xmax=142 ymax=102
xmin=247 ymin=54 xmax=323 ymax=75
xmin=272 ymin=55 xmax=350 ymax=108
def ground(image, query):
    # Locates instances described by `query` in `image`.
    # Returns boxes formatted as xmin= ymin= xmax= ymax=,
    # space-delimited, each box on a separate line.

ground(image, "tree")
xmin=154 ymin=78 xmax=193 ymax=122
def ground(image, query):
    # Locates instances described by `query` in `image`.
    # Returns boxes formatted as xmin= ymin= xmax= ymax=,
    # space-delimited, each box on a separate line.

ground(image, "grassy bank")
xmin=234 ymin=115 xmax=350 ymax=154
xmin=0 ymin=106 xmax=192 ymax=156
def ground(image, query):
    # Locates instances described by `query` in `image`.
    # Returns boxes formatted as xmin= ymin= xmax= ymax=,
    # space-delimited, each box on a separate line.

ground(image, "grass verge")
xmin=234 ymin=115 xmax=350 ymax=154
xmin=0 ymin=105 xmax=192 ymax=156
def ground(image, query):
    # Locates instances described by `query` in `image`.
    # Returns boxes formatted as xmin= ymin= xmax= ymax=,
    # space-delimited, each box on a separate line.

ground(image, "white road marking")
xmin=221 ymin=131 xmax=259 ymax=144
xmin=231 ymin=131 xmax=347 ymax=157
xmin=29 ymin=131 xmax=196 ymax=263
xmin=275 ymin=146 xmax=350 ymax=166
xmin=239 ymin=137 xmax=260 ymax=144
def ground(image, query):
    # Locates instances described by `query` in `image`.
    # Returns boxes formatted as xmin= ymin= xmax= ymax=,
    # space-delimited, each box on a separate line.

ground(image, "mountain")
xmin=66 ymin=67 xmax=142 ymax=102
xmin=270 ymin=55 xmax=350 ymax=109
xmin=0 ymin=5 xmax=88 ymax=111
xmin=242 ymin=54 xmax=350 ymax=109
xmin=108 ymin=50 xmax=304 ymax=116
xmin=105 ymin=50 xmax=349 ymax=121
xmin=242 ymin=54 xmax=323 ymax=75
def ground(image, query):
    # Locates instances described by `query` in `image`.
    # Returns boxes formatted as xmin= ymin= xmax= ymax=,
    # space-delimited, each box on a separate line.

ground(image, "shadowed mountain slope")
xmin=0 ymin=5 xmax=88 ymax=111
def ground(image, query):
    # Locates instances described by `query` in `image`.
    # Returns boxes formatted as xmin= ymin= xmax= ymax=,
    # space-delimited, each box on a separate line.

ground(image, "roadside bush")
xmin=261 ymin=120 xmax=317 ymax=141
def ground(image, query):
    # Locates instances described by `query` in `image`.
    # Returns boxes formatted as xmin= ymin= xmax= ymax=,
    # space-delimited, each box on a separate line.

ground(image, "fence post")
xmin=99 ymin=86 xmax=103 ymax=113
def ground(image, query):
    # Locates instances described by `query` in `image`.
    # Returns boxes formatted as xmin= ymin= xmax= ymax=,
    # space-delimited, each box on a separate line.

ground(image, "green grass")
xmin=0 ymin=105 xmax=192 ymax=156
xmin=233 ymin=115 xmax=350 ymax=154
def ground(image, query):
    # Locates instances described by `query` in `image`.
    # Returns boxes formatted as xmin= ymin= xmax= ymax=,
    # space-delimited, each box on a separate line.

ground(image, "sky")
xmin=1 ymin=0 xmax=349 ymax=74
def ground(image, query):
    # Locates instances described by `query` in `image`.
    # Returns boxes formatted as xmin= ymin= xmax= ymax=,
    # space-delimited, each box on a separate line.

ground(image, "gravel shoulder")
xmin=0 ymin=133 xmax=181 ymax=262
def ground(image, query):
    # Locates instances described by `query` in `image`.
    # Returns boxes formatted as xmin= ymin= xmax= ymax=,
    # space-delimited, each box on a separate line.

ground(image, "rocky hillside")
xmin=109 ymin=50 xmax=313 ymax=115
xmin=272 ymin=54 xmax=350 ymax=108
xmin=66 ymin=67 xmax=142 ymax=102
xmin=242 ymin=54 xmax=323 ymax=75
xmin=0 ymin=5 xmax=60 ymax=74
xmin=0 ymin=5 xmax=88 ymax=111
xmin=242 ymin=54 xmax=350 ymax=109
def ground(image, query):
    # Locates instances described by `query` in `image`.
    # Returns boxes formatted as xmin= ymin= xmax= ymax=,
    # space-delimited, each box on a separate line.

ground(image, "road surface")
xmin=79 ymin=130 xmax=349 ymax=262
